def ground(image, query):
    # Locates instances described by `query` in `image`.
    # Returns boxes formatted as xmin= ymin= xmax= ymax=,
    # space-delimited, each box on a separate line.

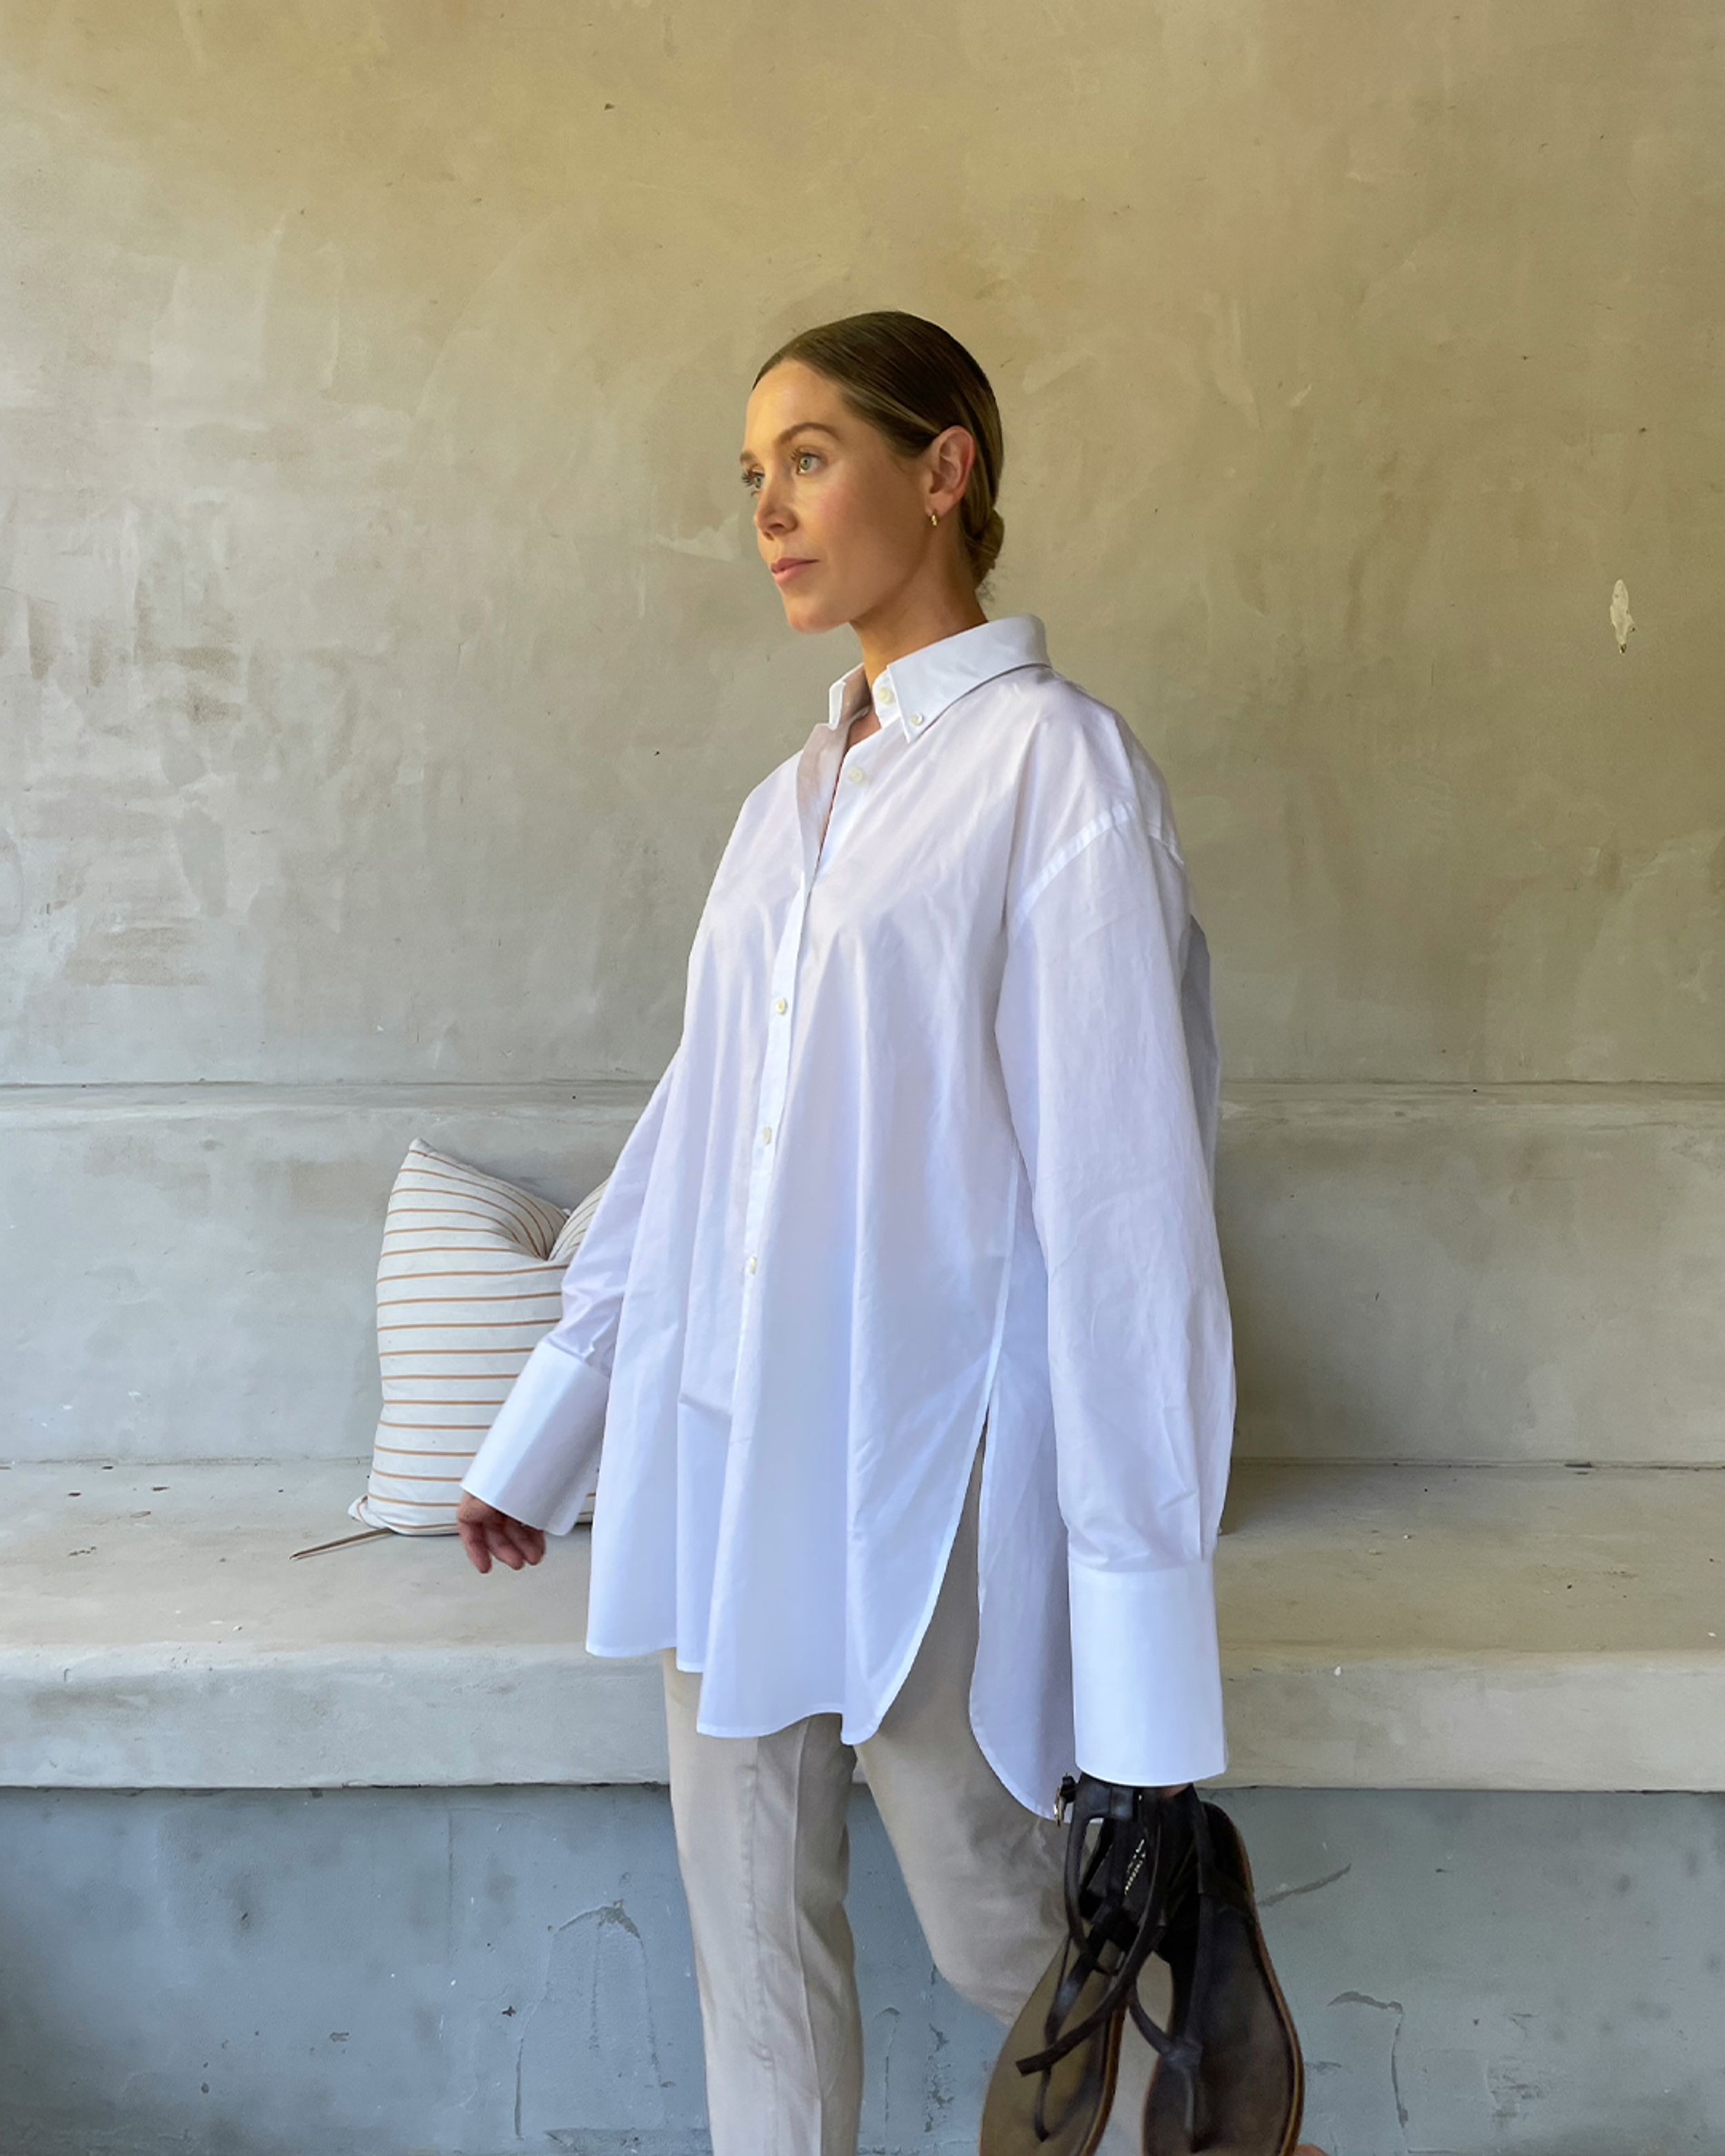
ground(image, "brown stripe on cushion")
xmin=397 ymin=1163 xmax=564 ymax=1238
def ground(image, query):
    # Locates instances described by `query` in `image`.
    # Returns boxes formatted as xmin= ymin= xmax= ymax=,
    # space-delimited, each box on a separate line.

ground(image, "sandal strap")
xmin=1013 ymin=1782 xmax=1203 ymax=2079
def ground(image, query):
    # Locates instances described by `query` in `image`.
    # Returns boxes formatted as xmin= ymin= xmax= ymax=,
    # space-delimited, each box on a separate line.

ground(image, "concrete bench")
xmin=5 ymin=1455 xmax=1721 ymax=1792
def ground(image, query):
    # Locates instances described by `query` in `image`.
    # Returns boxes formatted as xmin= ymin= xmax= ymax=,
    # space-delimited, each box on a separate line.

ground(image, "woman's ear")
xmin=926 ymin=423 xmax=976 ymax=515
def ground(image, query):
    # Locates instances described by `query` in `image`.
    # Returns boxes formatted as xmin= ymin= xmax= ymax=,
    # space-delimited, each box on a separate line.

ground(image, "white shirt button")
xmin=909 ymin=711 xmax=925 ymax=729
xmin=878 ymin=682 xmax=896 ymax=707
xmin=773 ymin=997 xmax=787 ymax=1014
xmin=746 ymin=1254 xmax=758 ymax=1275
xmin=847 ymin=766 xmax=867 ymax=786
xmin=761 ymin=1126 xmax=773 ymax=1145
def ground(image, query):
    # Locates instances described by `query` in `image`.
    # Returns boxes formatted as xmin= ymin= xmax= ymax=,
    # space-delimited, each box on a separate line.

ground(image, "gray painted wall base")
xmin=1 ymin=1786 xmax=1722 ymax=2156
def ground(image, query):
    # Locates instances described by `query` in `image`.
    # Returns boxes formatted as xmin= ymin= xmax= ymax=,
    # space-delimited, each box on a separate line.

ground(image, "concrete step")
xmin=3 ymin=1456 xmax=1720 ymax=1792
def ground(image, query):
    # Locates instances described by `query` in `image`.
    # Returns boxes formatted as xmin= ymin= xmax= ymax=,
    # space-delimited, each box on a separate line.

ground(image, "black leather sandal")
xmin=1137 ymin=1799 xmax=1305 ymax=2155
xmin=980 ymin=1777 xmax=1203 ymax=2155
xmin=980 ymin=1781 xmax=1305 ymax=2156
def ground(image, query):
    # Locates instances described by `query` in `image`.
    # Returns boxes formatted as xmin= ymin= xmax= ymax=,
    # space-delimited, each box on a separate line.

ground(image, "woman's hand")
xmin=457 ymin=1492 xmax=546 ymax=1574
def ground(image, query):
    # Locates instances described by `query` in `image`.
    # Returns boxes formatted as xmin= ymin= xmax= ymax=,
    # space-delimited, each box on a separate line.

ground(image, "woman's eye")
xmin=740 ymin=451 xmax=820 ymax=493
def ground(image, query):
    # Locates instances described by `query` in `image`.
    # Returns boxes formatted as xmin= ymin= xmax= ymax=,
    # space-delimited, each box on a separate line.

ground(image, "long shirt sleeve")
xmin=460 ymin=1041 xmax=682 ymax=1533
xmin=993 ymin=804 xmax=1234 ymax=1788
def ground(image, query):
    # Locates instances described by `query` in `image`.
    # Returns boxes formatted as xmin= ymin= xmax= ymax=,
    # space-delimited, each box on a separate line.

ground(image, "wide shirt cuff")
xmin=1067 ymin=1551 xmax=1229 ymax=1787
xmin=458 ymin=1336 xmax=609 ymax=1536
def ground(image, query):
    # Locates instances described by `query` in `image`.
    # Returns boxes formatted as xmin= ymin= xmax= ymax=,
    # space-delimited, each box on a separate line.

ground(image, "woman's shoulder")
xmin=998 ymin=663 xmax=1184 ymax=861
xmin=718 ymin=739 xmax=802 ymax=843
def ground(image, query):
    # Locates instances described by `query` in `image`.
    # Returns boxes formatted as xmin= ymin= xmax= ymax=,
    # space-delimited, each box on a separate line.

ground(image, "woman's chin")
xmin=778 ymin=586 xmax=844 ymax=633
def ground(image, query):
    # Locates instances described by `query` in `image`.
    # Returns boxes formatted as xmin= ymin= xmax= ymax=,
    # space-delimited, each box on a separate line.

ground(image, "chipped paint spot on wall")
xmin=1610 ymin=577 xmax=1635 ymax=651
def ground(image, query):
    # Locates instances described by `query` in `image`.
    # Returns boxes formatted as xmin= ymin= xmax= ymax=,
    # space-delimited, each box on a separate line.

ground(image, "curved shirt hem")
xmin=968 ymin=1707 xmax=1058 ymax=1820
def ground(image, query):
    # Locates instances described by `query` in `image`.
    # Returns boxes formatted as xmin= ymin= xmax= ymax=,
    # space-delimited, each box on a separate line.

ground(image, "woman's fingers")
xmin=482 ymin=1518 xmax=529 ymax=1570
xmin=495 ymin=1515 xmax=546 ymax=1567
xmin=457 ymin=1510 xmax=493 ymax=1573
xmin=456 ymin=1497 xmax=544 ymax=1573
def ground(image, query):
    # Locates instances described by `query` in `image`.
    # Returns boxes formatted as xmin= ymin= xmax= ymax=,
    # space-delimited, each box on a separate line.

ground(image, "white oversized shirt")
xmin=462 ymin=613 xmax=1236 ymax=1812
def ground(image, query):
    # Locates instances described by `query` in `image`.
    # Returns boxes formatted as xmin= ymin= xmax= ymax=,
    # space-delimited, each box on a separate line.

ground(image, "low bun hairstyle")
xmin=752 ymin=310 xmax=1007 ymax=596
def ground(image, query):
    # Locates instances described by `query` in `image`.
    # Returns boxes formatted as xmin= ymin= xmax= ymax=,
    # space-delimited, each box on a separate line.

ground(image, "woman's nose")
xmin=754 ymin=479 xmax=791 ymax=534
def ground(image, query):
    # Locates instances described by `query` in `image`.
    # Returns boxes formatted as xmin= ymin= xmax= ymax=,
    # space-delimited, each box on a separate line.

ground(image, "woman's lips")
xmin=772 ymin=558 xmax=816 ymax=581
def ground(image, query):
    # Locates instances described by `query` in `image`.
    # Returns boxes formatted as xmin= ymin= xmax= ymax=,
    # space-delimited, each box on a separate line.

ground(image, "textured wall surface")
xmin=2 ymin=0 xmax=1721 ymax=1091
xmin=1 ymin=1784 xmax=1722 ymax=2156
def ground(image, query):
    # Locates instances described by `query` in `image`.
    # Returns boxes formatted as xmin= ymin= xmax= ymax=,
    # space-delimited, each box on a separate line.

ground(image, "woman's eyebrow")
xmin=738 ymin=422 xmax=842 ymax=466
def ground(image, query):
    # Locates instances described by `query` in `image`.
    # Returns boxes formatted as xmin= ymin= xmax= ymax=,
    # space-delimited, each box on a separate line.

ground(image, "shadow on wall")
xmin=0 ymin=1783 xmax=1021 ymax=2155
xmin=0 ymin=1786 xmax=716 ymax=2155
xmin=5 ymin=1786 xmax=1724 ymax=2151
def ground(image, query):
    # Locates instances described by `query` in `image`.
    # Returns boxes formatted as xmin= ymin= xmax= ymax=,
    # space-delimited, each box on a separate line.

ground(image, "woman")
xmin=455 ymin=313 xmax=1291 ymax=2155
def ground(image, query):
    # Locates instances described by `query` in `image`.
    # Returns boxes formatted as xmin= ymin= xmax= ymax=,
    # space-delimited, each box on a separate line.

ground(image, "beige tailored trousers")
xmin=660 ymin=1437 xmax=1163 ymax=2156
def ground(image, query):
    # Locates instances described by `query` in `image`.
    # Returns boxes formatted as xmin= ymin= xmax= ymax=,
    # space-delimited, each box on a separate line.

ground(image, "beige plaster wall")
xmin=3 ymin=0 xmax=1719 ymax=1089
xmin=3 ymin=4 xmax=1722 ymax=1469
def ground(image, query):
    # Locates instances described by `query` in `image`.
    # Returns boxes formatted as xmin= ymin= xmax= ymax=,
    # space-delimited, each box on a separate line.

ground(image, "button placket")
xmin=740 ymin=885 xmax=805 ymax=1291
xmin=740 ymin=711 xmax=888 ymax=1300
xmin=818 ymin=743 xmax=876 ymax=865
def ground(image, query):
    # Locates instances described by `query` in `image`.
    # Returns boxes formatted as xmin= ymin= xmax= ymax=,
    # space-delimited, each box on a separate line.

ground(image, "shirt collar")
xmin=825 ymin=613 xmax=1050 ymax=744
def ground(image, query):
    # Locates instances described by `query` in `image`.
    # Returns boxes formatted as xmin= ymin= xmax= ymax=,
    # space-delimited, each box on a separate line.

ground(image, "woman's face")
xmin=740 ymin=359 xmax=969 ymax=635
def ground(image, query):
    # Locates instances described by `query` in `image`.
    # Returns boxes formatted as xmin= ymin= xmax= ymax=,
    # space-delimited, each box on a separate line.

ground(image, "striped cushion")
xmin=348 ymin=1140 xmax=610 ymax=1535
